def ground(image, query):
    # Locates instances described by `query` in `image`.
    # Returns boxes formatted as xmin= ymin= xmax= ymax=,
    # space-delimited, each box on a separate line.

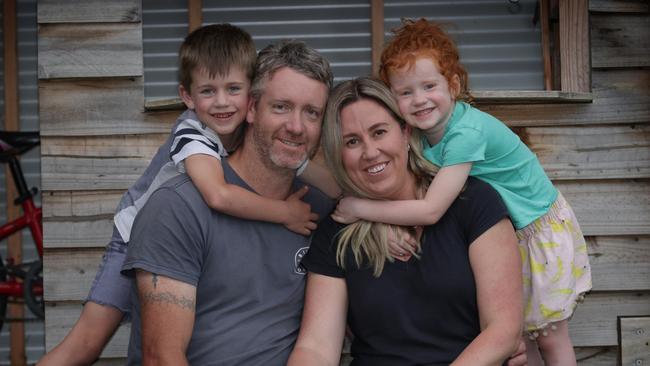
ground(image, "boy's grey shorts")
xmin=85 ymin=232 xmax=132 ymax=318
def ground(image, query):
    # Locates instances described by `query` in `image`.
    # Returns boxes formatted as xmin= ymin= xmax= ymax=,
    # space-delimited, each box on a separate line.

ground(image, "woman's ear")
xmin=449 ymin=74 xmax=462 ymax=99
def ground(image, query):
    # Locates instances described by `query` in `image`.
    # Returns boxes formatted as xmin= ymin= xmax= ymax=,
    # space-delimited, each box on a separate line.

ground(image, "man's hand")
xmin=283 ymin=186 xmax=318 ymax=235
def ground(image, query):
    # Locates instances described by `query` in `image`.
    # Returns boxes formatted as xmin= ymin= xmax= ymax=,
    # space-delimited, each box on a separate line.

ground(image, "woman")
xmin=288 ymin=77 xmax=523 ymax=365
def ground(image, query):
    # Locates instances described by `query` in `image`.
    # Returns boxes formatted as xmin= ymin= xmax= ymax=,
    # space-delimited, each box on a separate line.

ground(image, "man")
xmin=122 ymin=40 xmax=334 ymax=365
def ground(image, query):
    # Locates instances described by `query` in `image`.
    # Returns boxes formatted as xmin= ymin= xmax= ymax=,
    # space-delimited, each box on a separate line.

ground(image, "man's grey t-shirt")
xmin=122 ymin=159 xmax=333 ymax=365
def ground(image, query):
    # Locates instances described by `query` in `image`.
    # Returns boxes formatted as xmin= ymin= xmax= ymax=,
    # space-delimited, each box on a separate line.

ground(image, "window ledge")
xmin=145 ymin=97 xmax=185 ymax=111
xmin=472 ymin=90 xmax=593 ymax=104
xmin=145 ymin=90 xmax=594 ymax=111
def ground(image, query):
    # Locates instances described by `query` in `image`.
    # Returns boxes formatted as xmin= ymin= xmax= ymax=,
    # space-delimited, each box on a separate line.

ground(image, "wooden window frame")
xmin=145 ymin=0 xmax=592 ymax=110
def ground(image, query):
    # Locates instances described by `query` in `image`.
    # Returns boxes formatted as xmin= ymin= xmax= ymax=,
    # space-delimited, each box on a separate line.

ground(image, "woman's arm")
xmin=331 ymin=163 xmax=472 ymax=226
xmin=452 ymin=219 xmax=523 ymax=366
xmin=287 ymin=273 xmax=348 ymax=366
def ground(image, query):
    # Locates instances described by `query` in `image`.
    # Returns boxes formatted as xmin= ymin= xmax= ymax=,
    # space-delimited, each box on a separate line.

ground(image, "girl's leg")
xmin=524 ymin=337 xmax=544 ymax=366
xmin=536 ymin=320 xmax=577 ymax=366
xmin=37 ymin=302 xmax=123 ymax=366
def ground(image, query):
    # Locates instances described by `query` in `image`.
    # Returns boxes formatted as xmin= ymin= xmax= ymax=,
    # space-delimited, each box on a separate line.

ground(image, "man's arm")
xmin=136 ymin=270 xmax=196 ymax=366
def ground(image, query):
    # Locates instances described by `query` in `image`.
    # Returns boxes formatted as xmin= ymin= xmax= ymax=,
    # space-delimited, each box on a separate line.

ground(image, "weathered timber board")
xmin=45 ymin=302 xmax=129 ymax=358
xmin=570 ymin=291 xmax=650 ymax=346
xmin=619 ymin=316 xmax=650 ymax=364
xmin=556 ymin=180 xmax=650 ymax=236
xmin=38 ymin=23 xmax=142 ymax=79
xmin=590 ymin=0 xmax=650 ymax=13
xmin=592 ymin=13 xmax=650 ymax=68
xmin=478 ymin=69 xmax=650 ymax=127
xmin=517 ymin=124 xmax=650 ymax=180
xmin=42 ymin=191 xmax=123 ymax=219
xmin=43 ymin=218 xmax=113 ymax=249
xmin=42 ymin=235 xmax=650 ymax=303
xmin=44 ymin=249 xmax=106 ymax=301
xmin=39 ymin=78 xmax=177 ymax=136
xmin=575 ymin=347 xmax=617 ymax=365
xmin=587 ymin=236 xmax=650 ymax=291
xmin=40 ymin=180 xmax=650 ymax=249
xmin=41 ymin=156 xmax=152 ymax=191
xmin=38 ymin=0 xmax=140 ymax=23
xmin=41 ymin=134 xmax=168 ymax=158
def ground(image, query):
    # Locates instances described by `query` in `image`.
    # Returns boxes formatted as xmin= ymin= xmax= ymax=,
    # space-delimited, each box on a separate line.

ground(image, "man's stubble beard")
xmin=252 ymin=123 xmax=309 ymax=173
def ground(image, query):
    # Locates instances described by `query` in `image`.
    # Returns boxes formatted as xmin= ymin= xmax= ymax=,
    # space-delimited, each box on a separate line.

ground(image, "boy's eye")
xmin=398 ymin=90 xmax=411 ymax=97
xmin=228 ymin=85 xmax=242 ymax=93
xmin=424 ymin=83 xmax=436 ymax=90
xmin=200 ymin=88 xmax=215 ymax=96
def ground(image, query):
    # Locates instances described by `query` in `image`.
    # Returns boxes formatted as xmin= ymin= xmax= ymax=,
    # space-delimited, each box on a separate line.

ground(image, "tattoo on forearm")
xmin=142 ymin=291 xmax=196 ymax=311
xmin=152 ymin=273 xmax=158 ymax=289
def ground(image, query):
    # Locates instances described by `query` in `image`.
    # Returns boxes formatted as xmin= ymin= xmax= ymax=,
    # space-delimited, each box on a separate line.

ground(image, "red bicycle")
xmin=0 ymin=131 xmax=43 ymax=332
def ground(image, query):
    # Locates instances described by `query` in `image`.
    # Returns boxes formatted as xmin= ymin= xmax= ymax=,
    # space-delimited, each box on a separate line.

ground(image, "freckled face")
xmin=340 ymin=98 xmax=415 ymax=200
xmin=389 ymin=57 xmax=458 ymax=138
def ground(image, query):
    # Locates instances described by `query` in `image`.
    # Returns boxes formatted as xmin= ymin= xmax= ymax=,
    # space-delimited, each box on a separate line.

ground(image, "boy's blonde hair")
xmin=178 ymin=23 xmax=256 ymax=91
xmin=379 ymin=18 xmax=472 ymax=102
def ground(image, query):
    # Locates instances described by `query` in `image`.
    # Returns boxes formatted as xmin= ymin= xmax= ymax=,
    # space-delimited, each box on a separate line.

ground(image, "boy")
xmin=38 ymin=24 xmax=339 ymax=366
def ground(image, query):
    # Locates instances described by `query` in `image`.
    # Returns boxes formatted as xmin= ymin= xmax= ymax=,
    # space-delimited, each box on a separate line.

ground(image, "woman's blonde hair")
xmin=322 ymin=77 xmax=439 ymax=276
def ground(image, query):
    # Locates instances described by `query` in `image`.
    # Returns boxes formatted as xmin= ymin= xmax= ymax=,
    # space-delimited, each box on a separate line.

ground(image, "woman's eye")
xmin=374 ymin=129 xmax=387 ymax=137
xmin=345 ymin=138 xmax=358 ymax=147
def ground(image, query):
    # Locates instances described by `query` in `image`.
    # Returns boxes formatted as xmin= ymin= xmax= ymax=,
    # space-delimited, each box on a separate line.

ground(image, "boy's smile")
xmin=179 ymin=67 xmax=250 ymax=138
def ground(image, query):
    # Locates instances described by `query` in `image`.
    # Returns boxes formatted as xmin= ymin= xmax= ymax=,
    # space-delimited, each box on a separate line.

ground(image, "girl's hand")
xmin=331 ymin=196 xmax=362 ymax=224
xmin=284 ymin=186 xmax=318 ymax=235
xmin=388 ymin=226 xmax=419 ymax=262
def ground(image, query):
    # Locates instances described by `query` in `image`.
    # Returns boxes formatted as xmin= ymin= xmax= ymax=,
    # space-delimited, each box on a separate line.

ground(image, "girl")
xmin=332 ymin=18 xmax=591 ymax=366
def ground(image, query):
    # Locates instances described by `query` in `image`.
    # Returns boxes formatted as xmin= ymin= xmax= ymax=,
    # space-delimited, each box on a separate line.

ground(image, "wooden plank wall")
xmin=38 ymin=0 xmax=650 ymax=364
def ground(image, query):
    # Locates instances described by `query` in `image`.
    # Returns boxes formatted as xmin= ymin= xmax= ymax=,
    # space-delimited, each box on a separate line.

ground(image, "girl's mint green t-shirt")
xmin=422 ymin=102 xmax=557 ymax=229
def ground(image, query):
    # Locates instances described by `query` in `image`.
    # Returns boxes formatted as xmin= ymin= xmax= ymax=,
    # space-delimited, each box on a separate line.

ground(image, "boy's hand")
xmin=284 ymin=186 xmax=318 ymax=236
xmin=387 ymin=226 xmax=418 ymax=262
xmin=331 ymin=196 xmax=362 ymax=224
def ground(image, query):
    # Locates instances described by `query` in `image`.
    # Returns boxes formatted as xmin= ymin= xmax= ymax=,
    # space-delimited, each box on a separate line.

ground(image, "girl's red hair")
xmin=379 ymin=18 xmax=471 ymax=101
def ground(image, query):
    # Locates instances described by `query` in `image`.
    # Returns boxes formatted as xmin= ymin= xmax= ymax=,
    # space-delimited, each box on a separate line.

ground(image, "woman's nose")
xmin=362 ymin=141 xmax=380 ymax=159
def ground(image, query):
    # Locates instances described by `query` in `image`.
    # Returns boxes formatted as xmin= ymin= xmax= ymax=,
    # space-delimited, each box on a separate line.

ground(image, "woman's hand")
xmin=331 ymin=196 xmax=363 ymax=224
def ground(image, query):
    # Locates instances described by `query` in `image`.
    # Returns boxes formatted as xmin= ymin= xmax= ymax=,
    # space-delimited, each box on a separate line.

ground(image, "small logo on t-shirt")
xmin=294 ymin=246 xmax=309 ymax=275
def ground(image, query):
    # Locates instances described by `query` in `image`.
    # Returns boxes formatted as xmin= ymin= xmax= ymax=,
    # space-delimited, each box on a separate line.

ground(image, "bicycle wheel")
xmin=24 ymin=260 xmax=44 ymax=319
xmin=0 ymin=254 xmax=7 ymax=333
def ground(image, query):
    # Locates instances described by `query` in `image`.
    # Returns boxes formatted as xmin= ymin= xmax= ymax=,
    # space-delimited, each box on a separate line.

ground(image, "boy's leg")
xmin=38 ymin=237 xmax=131 ymax=365
xmin=37 ymin=302 xmax=123 ymax=366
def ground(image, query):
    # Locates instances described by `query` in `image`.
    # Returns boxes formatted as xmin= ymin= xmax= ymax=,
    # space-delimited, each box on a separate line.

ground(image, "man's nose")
xmin=285 ymin=111 xmax=305 ymax=134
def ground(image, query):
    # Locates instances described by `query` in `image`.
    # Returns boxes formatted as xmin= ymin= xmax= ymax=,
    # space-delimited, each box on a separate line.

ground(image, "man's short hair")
xmin=178 ymin=23 xmax=257 ymax=91
xmin=250 ymin=40 xmax=333 ymax=103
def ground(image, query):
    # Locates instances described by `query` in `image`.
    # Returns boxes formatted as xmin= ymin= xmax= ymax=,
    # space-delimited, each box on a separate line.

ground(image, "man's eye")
xmin=306 ymin=108 xmax=321 ymax=119
xmin=273 ymin=104 xmax=289 ymax=112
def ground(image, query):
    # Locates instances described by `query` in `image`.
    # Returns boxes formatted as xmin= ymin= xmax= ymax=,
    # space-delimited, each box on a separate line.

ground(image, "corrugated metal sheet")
xmin=384 ymin=0 xmax=544 ymax=90
xmin=0 ymin=0 xmax=44 ymax=363
xmin=143 ymin=0 xmax=542 ymax=102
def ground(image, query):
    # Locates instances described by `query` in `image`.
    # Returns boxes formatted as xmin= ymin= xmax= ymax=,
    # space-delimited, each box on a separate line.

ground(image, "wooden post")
xmin=539 ymin=0 xmax=553 ymax=90
xmin=188 ymin=0 xmax=202 ymax=33
xmin=618 ymin=316 xmax=650 ymax=365
xmin=370 ymin=0 xmax=384 ymax=78
xmin=3 ymin=0 xmax=26 ymax=365
xmin=559 ymin=0 xmax=590 ymax=92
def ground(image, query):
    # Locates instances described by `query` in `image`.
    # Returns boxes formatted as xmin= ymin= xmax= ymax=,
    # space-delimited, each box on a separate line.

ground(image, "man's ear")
xmin=449 ymin=74 xmax=462 ymax=100
xmin=246 ymin=97 xmax=257 ymax=125
xmin=178 ymin=85 xmax=195 ymax=110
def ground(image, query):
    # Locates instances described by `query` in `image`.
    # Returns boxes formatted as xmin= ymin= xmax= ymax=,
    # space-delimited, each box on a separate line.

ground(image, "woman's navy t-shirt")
xmin=302 ymin=178 xmax=510 ymax=366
